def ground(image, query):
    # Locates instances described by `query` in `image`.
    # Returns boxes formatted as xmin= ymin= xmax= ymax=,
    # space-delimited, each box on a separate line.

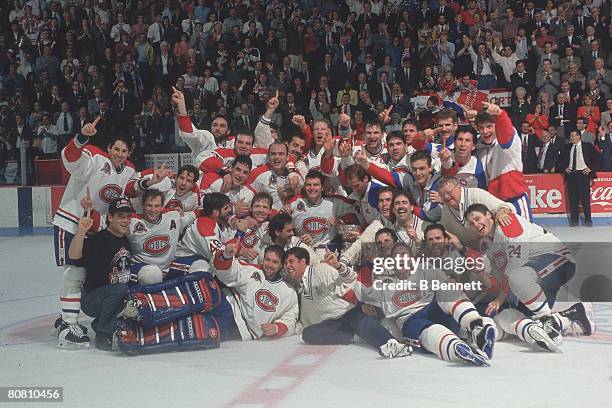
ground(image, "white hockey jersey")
xmin=239 ymin=223 xmax=321 ymax=265
xmin=479 ymin=213 xmax=574 ymax=275
xmin=53 ymin=136 xmax=136 ymax=234
xmin=175 ymin=216 xmax=236 ymax=261
xmin=125 ymin=175 xmax=201 ymax=213
xmin=246 ymin=165 xmax=303 ymax=210
xmin=287 ymin=195 xmax=359 ymax=249
xmin=177 ymin=115 xmax=235 ymax=165
xmin=212 ymin=253 xmax=299 ymax=340
xmin=127 ymin=210 xmax=196 ymax=273
xmin=197 ymin=147 xmax=268 ymax=173
xmin=199 ymin=173 xmax=255 ymax=206
xmin=299 ymin=262 xmax=358 ymax=327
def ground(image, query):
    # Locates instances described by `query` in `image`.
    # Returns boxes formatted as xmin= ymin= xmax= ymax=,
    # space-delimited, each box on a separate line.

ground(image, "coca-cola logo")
xmin=592 ymin=186 xmax=612 ymax=206
xmin=302 ymin=217 xmax=328 ymax=234
xmin=255 ymin=289 xmax=279 ymax=312
xmin=99 ymin=184 xmax=123 ymax=204
xmin=143 ymin=235 xmax=171 ymax=255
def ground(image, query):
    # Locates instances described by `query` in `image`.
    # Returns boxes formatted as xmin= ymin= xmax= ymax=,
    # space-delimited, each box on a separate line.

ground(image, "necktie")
xmin=244 ymin=116 xmax=249 ymax=130
xmin=477 ymin=56 xmax=484 ymax=75
xmin=405 ymin=68 xmax=409 ymax=77
xmin=63 ymin=114 xmax=68 ymax=132
xmin=538 ymin=144 xmax=546 ymax=169
xmin=571 ymin=145 xmax=577 ymax=171
xmin=560 ymin=105 xmax=564 ymax=117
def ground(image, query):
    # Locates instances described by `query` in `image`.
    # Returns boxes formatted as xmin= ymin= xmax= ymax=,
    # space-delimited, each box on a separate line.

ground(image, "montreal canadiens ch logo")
xmin=208 ymin=327 xmax=218 ymax=338
xmin=255 ymin=289 xmax=279 ymax=312
xmin=302 ymin=217 xmax=328 ymax=234
xmin=99 ymin=184 xmax=123 ymax=203
xmin=392 ymin=290 xmax=419 ymax=308
xmin=143 ymin=234 xmax=171 ymax=255
xmin=242 ymin=232 xmax=259 ymax=248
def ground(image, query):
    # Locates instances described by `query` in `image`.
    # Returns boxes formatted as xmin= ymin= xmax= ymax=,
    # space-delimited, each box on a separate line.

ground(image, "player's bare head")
xmin=288 ymin=132 xmax=306 ymax=158
xmin=210 ymin=114 xmax=229 ymax=139
xmin=176 ymin=164 xmax=199 ymax=193
xmin=107 ymin=136 xmax=130 ymax=168
xmin=391 ymin=242 xmax=413 ymax=278
xmin=313 ymin=118 xmax=332 ymax=143
xmin=365 ymin=121 xmax=383 ymax=149
xmin=269 ymin=213 xmax=294 ymax=244
xmin=263 ymin=245 xmax=285 ymax=279
xmin=375 ymin=227 xmax=398 ymax=256
xmin=465 ymin=203 xmax=494 ymax=237
xmin=143 ymin=189 xmax=165 ymax=222
xmin=424 ymin=223 xmax=448 ymax=257
xmin=231 ymin=155 xmax=252 ymax=185
xmin=234 ymin=132 xmax=255 ymax=156
xmin=386 ymin=131 xmax=406 ymax=161
xmin=283 ymin=247 xmax=310 ymax=285
xmin=377 ymin=186 xmax=396 ymax=219
xmin=251 ymin=192 xmax=273 ymax=222
xmin=409 ymin=150 xmax=433 ymax=186
xmin=345 ymin=164 xmax=370 ymax=196
xmin=455 ymin=125 xmax=477 ymax=157
xmin=475 ymin=111 xmax=496 ymax=144
xmin=201 ymin=192 xmax=232 ymax=220
xmin=392 ymin=190 xmax=412 ymax=223
xmin=402 ymin=119 xmax=419 ymax=144
xmin=268 ymin=141 xmax=288 ymax=172
xmin=437 ymin=176 xmax=461 ymax=208
xmin=304 ymin=170 xmax=325 ymax=202
xmin=436 ymin=109 xmax=458 ymax=139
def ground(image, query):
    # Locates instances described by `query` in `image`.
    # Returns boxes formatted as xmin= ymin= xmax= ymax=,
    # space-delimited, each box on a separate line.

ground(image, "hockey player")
xmin=343 ymin=164 xmax=387 ymax=224
xmin=172 ymin=192 xmax=236 ymax=275
xmin=355 ymin=243 xmax=496 ymax=366
xmin=440 ymin=125 xmax=487 ymax=189
xmin=354 ymin=149 xmax=445 ymax=222
xmin=471 ymin=102 xmax=531 ymax=220
xmin=211 ymin=243 xmax=299 ymax=340
xmin=53 ymin=116 xmax=136 ymax=349
xmin=437 ymin=176 xmax=515 ymax=249
xmin=245 ymin=141 xmax=303 ymax=210
xmin=236 ymin=192 xmax=275 ymax=262
xmin=283 ymin=247 xmax=413 ymax=358
xmin=464 ymin=204 xmax=593 ymax=345
xmin=284 ymin=170 xmax=359 ymax=255
xmin=200 ymin=155 xmax=256 ymax=217
xmin=390 ymin=190 xmax=427 ymax=253
xmin=197 ymin=132 xmax=268 ymax=173
xmin=126 ymin=164 xmax=201 ymax=213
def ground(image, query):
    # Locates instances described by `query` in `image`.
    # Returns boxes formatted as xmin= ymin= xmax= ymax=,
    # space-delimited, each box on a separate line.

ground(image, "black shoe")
xmin=569 ymin=222 xmax=579 ymax=227
xmin=558 ymin=302 xmax=595 ymax=336
xmin=95 ymin=334 xmax=113 ymax=351
xmin=536 ymin=315 xmax=562 ymax=346
xmin=52 ymin=315 xmax=88 ymax=337
xmin=58 ymin=324 xmax=90 ymax=349
xmin=584 ymin=221 xmax=593 ymax=227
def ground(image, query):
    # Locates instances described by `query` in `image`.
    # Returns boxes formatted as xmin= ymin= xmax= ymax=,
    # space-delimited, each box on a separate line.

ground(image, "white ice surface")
xmin=1 ymin=229 xmax=612 ymax=408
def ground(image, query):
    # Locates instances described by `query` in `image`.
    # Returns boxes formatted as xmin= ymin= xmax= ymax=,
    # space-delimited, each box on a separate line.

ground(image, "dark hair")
xmin=305 ymin=169 xmax=326 ymax=185
xmin=475 ymin=110 xmax=494 ymax=126
xmin=177 ymin=164 xmax=200 ymax=182
xmin=375 ymin=227 xmax=398 ymax=242
xmin=377 ymin=186 xmax=396 ymax=200
xmin=345 ymin=164 xmax=370 ymax=181
xmin=386 ymin=130 xmax=405 ymax=145
xmin=201 ymin=192 xmax=231 ymax=216
xmin=143 ymin=188 xmax=165 ymax=206
xmin=409 ymin=150 xmax=432 ymax=166
xmin=264 ymin=245 xmax=285 ymax=262
xmin=211 ymin=114 xmax=229 ymax=124
xmin=424 ymin=223 xmax=447 ymax=237
xmin=232 ymin=154 xmax=253 ymax=170
xmin=235 ymin=132 xmax=255 ymax=145
xmin=252 ymin=191 xmax=273 ymax=208
xmin=269 ymin=213 xmax=293 ymax=241
xmin=465 ymin=203 xmax=492 ymax=219
xmin=436 ymin=108 xmax=458 ymax=123
xmin=392 ymin=189 xmax=413 ymax=205
xmin=402 ymin=119 xmax=420 ymax=130
xmin=365 ymin=120 xmax=383 ymax=132
xmin=456 ymin=125 xmax=478 ymax=145
xmin=108 ymin=135 xmax=130 ymax=149
xmin=285 ymin=247 xmax=310 ymax=264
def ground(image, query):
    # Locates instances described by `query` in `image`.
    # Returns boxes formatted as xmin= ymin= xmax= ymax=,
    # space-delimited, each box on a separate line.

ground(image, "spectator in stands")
xmin=526 ymin=103 xmax=550 ymax=139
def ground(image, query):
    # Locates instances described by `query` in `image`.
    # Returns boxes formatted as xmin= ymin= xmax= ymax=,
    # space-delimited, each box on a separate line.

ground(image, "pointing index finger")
xmin=92 ymin=115 xmax=101 ymax=127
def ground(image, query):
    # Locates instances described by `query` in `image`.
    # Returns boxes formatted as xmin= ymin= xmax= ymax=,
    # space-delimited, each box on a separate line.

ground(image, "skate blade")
xmin=528 ymin=325 xmax=562 ymax=353
xmin=50 ymin=327 xmax=61 ymax=338
xmin=582 ymin=302 xmax=597 ymax=335
xmin=58 ymin=339 xmax=90 ymax=350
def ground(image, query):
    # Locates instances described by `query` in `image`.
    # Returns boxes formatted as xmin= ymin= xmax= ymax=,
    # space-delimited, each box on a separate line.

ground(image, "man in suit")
xmin=320 ymin=23 xmax=339 ymax=52
xmin=559 ymin=46 xmax=582 ymax=75
xmin=65 ymin=80 xmax=88 ymax=110
xmin=232 ymin=103 xmax=257 ymax=133
xmin=576 ymin=117 xmax=596 ymax=144
xmin=587 ymin=58 xmax=612 ymax=98
xmin=582 ymin=39 xmax=606 ymax=73
xmin=110 ymin=80 xmax=134 ymax=133
xmin=573 ymin=8 xmax=594 ymax=36
xmin=396 ymin=58 xmax=415 ymax=96
xmin=557 ymin=130 xmax=599 ymax=226
xmin=558 ymin=25 xmax=582 ymax=56
xmin=74 ymin=107 xmax=89 ymax=134
xmin=536 ymin=59 xmax=560 ymax=98
xmin=87 ymin=87 xmax=104 ymax=116
xmin=371 ymin=71 xmax=393 ymax=107
xmin=549 ymin=93 xmax=577 ymax=140
xmin=536 ymin=42 xmax=560 ymax=73
xmin=435 ymin=0 xmax=455 ymax=24
xmin=53 ymin=102 xmax=77 ymax=148
xmin=510 ymin=60 xmax=534 ymax=95
xmin=526 ymin=129 xmax=563 ymax=173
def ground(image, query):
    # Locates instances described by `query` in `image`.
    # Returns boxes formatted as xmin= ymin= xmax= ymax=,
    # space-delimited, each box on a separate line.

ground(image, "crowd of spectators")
xmin=1 ymin=0 xmax=612 ymax=184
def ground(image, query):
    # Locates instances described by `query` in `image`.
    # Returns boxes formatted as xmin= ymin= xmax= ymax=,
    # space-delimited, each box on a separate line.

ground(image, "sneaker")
xmin=536 ymin=315 xmax=562 ymax=346
xmin=51 ymin=315 xmax=88 ymax=337
xmin=453 ymin=341 xmax=490 ymax=367
xmin=559 ymin=302 xmax=595 ymax=336
xmin=58 ymin=324 xmax=90 ymax=349
xmin=526 ymin=323 xmax=561 ymax=353
xmin=469 ymin=321 xmax=496 ymax=359
xmin=379 ymin=339 xmax=413 ymax=359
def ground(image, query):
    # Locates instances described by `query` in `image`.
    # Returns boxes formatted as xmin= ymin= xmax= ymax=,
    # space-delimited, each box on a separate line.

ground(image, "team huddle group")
xmin=49 ymin=86 xmax=595 ymax=366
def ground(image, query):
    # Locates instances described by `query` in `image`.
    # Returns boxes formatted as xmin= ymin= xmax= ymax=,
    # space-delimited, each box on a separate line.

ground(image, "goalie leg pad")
xmin=129 ymin=272 xmax=222 ymax=327
xmin=116 ymin=312 xmax=221 ymax=355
